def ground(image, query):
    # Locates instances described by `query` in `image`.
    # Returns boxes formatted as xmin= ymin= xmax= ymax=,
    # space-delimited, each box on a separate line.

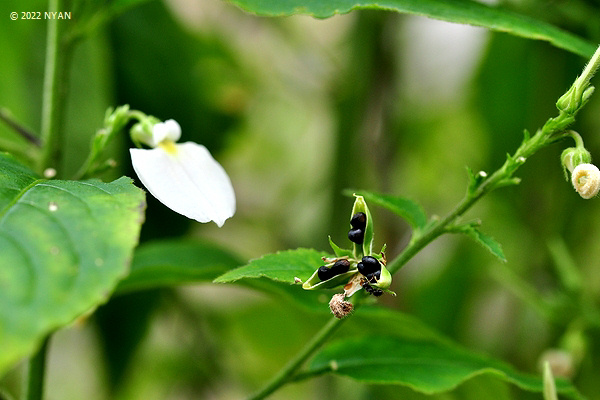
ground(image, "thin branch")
xmin=0 ymin=108 xmax=41 ymax=147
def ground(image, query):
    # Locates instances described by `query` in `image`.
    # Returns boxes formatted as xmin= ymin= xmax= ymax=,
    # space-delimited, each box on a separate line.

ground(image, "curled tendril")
xmin=572 ymin=163 xmax=600 ymax=199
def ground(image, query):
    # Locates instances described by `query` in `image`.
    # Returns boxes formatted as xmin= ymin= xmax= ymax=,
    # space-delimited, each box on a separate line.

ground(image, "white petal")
xmin=163 ymin=119 xmax=181 ymax=142
xmin=152 ymin=119 xmax=181 ymax=146
xmin=130 ymin=142 xmax=236 ymax=226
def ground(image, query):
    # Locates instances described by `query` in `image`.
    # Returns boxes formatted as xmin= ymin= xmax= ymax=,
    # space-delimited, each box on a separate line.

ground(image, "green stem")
xmin=38 ymin=0 xmax=66 ymax=175
xmin=388 ymin=111 xmax=579 ymax=275
xmin=23 ymin=337 xmax=50 ymax=400
xmin=246 ymin=316 xmax=347 ymax=400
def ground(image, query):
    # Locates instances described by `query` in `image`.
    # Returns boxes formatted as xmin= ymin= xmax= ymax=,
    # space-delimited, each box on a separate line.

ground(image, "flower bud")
xmin=572 ymin=163 xmax=600 ymax=199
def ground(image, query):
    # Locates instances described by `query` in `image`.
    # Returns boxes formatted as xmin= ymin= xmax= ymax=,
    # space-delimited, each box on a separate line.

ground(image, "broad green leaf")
xmin=115 ymin=239 xmax=244 ymax=294
xmin=214 ymin=248 xmax=329 ymax=284
xmin=349 ymin=190 xmax=427 ymax=231
xmin=117 ymin=240 xmax=332 ymax=312
xmin=0 ymin=153 xmax=145 ymax=376
xmin=228 ymin=0 xmax=595 ymax=58
xmin=307 ymin=335 xmax=582 ymax=398
xmin=456 ymin=225 xmax=507 ymax=263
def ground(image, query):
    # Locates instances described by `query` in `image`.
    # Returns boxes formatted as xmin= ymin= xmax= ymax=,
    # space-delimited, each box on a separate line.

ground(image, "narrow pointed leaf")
xmin=459 ymin=226 xmax=507 ymax=262
xmin=329 ymin=236 xmax=353 ymax=258
xmin=214 ymin=248 xmax=329 ymax=284
xmin=0 ymin=153 xmax=145 ymax=376
xmin=228 ymin=0 xmax=594 ymax=58
xmin=307 ymin=335 xmax=582 ymax=398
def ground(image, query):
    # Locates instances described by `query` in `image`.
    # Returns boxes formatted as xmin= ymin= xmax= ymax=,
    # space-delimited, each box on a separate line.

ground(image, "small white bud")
xmin=478 ymin=171 xmax=487 ymax=178
xmin=571 ymin=163 xmax=600 ymax=199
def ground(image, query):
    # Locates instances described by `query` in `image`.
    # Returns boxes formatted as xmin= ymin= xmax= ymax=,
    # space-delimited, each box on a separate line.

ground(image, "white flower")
xmin=571 ymin=163 xmax=600 ymax=199
xmin=130 ymin=119 xmax=235 ymax=227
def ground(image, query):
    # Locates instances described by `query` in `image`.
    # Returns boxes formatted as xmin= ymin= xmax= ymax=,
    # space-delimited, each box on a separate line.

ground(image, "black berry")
xmin=357 ymin=256 xmax=381 ymax=276
xmin=348 ymin=228 xmax=364 ymax=244
xmin=331 ymin=259 xmax=350 ymax=275
xmin=317 ymin=266 xmax=334 ymax=281
xmin=350 ymin=212 xmax=367 ymax=230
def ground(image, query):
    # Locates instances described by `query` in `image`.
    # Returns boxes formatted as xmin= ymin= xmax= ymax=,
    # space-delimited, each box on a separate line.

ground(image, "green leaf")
xmin=328 ymin=236 xmax=353 ymax=258
xmin=457 ymin=225 xmax=507 ymax=263
xmin=0 ymin=153 xmax=145 ymax=376
xmin=307 ymin=335 xmax=582 ymax=398
xmin=115 ymin=239 xmax=244 ymax=294
xmin=349 ymin=190 xmax=427 ymax=231
xmin=228 ymin=0 xmax=595 ymax=58
xmin=214 ymin=248 xmax=329 ymax=285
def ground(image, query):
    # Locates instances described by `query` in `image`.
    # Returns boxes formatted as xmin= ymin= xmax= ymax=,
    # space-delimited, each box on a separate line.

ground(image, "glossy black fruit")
xmin=357 ymin=256 xmax=381 ymax=276
xmin=331 ymin=259 xmax=350 ymax=275
xmin=317 ymin=266 xmax=334 ymax=281
xmin=348 ymin=228 xmax=364 ymax=244
xmin=350 ymin=212 xmax=366 ymax=230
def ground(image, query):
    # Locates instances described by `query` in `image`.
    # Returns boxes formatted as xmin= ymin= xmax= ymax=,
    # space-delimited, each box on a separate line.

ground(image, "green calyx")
xmin=560 ymin=131 xmax=591 ymax=180
xmin=351 ymin=194 xmax=374 ymax=258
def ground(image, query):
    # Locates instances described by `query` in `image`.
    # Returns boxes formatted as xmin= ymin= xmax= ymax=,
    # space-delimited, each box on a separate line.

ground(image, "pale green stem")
xmin=38 ymin=0 xmax=65 ymax=175
xmin=567 ymin=130 xmax=585 ymax=149
xmin=23 ymin=337 xmax=50 ymax=400
xmin=387 ymin=111 xmax=575 ymax=275
xmin=575 ymin=44 xmax=600 ymax=90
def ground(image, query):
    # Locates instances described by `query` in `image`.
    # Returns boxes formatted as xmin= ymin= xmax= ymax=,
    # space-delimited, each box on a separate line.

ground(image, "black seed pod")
xmin=331 ymin=259 xmax=350 ymax=275
xmin=350 ymin=212 xmax=367 ymax=230
xmin=348 ymin=228 xmax=364 ymax=244
xmin=357 ymin=256 xmax=381 ymax=276
xmin=317 ymin=266 xmax=334 ymax=281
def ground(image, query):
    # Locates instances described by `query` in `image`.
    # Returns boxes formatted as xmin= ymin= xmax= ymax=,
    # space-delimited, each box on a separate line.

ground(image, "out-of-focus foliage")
xmin=2 ymin=0 xmax=600 ymax=399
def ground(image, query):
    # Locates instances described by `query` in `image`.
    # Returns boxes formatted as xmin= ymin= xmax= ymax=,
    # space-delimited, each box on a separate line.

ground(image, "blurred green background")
xmin=2 ymin=0 xmax=600 ymax=398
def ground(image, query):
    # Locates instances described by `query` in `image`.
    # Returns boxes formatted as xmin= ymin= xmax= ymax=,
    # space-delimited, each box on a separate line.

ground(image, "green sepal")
xmin=329 ymin=236 xmax=353 ymax=258
xmin=350 ymin=194 xmax=374 ymax=258
xmin=372 ymin=264 xmax=392 ymax=290
xmin=302 ymin=269 xmax=358 ymax=290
